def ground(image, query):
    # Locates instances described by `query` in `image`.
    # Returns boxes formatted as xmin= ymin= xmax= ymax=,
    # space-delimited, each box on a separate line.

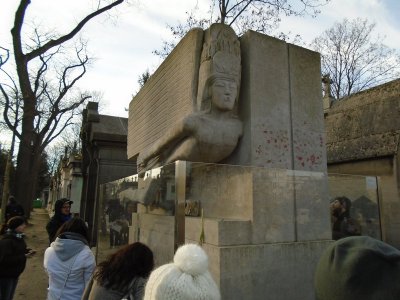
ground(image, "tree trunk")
xmin=14 ymin=96 xmax=37 ymax=218
xmin=0 ymin=154 xmax=12 ymax=223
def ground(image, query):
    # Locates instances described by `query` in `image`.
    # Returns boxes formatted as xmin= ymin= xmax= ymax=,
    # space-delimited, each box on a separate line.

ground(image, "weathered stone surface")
xmin=132 ymin=24 xmax=243 ymax=176
xmin=204 ymin=240 xmax=332 ymax=300
xmin=189 ymin=164 xmax=253 ymax=221
xmin=132 ymin=213 xmax=175 ymax=266
xmin=228 ymin=31 xmax=327 ymax=173
xmin=289 ymin=44 xmax=327 ymax=172
xmin=127 ymin=25 xmax=331 ymax=300
xmin=231 ymin=32 xmax=292 ymax=169
xmin=325 ymin=78 xmax=400 ymax=248
xmin=185 ymin=217 xmax=252 ymax=246
xmin=128 ymin=28 xmax=204 ymax=159
xmin=188 ymin=164 xmax=331 ymax=244
xmin=325 ymin=79 xmax=400 ymax=163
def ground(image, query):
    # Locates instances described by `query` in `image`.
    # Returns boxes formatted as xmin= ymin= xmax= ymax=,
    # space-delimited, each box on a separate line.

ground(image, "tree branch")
xmin=25 ymin=0 xmax=124 ymax=62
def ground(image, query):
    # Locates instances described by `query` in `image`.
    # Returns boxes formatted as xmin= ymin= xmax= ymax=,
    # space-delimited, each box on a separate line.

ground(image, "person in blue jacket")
xmin=44 ymin=217 xmax=95 ymax=300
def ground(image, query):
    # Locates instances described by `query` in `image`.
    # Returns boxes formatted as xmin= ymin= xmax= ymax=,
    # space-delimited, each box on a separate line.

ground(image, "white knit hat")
xmin=144 ymin=244 xmax=221 ymax=300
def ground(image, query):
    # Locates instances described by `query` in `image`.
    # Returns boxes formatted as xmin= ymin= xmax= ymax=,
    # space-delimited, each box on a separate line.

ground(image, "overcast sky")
xmin=1 ymin=0 xmax=400 ymax=120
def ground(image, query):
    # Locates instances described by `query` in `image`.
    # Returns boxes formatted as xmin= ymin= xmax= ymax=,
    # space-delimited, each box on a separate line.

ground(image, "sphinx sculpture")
xmin=137 ymin=24 xmax=242 ymax=176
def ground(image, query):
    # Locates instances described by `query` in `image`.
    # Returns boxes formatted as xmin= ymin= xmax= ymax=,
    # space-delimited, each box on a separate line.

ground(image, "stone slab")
xmin=133 ymin=213 xmax=175 ymax=266
xmin=230 ymin=31 xmax=292 ymax=169
xmin=185 ymin=217 xmax=252 ymax=246
xmin=202 ymin=240 xmax=333 ymax=300
xmin=127 ymin=28 xmax=204 ymax=159
xmin=228 ymin=31 xmax=327 ymax=175
xmin=288 ymin=44 xmax=327 ymax=172
xmin=188 ymin=164 xmax=330 ymax=243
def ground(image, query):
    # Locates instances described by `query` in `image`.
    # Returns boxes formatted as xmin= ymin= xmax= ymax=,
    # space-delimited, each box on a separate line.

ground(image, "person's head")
xmin=95 ymin=242 xmax=154 ymax=289
xmin=8 ymin=195 xmax=16 ymax=204
xmin=55 ymin=217 xmax=90 ymax=244
xmin=144 ymin=243 xmax=221 ymax=300
xmin=331 ymin=196 xmax=351 ymax=216
xmin=0 ymin=216 xmax=26 ymax=234
xmin=54 ymin=198 xmax=73 ymax=216
xmin=314 ymin=236 xmax=400 ymax=300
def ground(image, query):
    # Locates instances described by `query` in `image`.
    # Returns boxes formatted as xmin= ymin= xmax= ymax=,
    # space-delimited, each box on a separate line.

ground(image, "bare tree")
xmin=154 ymin=0 xmax=328 ymax=58
xmin=138 ymin=69 xmax=150 ymax=87
xmin=311 ymin=18 xmax=400 ymax=100
xmin=0 ymin=0 xmax=125 ymax=216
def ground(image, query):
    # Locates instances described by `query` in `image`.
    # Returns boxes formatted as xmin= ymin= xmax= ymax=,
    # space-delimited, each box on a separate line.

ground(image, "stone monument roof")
xmin=325 ymin=79 xmax=400 ymax=163
xmin=90 ymin=114 xmax=128 ymax=143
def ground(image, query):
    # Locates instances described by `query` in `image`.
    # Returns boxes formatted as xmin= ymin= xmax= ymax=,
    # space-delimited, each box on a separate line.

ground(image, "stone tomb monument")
xmin=128 ymin=24 xmax=332 ymax=299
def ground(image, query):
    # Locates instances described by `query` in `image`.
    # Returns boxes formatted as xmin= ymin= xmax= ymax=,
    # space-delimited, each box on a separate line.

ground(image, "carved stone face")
xmin=211 ymin=78 xmax=237 ymax=111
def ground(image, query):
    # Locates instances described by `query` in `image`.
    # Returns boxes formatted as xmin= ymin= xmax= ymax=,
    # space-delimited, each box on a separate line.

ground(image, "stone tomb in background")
xmin=127 ymin=25 xmax=332 ymax=300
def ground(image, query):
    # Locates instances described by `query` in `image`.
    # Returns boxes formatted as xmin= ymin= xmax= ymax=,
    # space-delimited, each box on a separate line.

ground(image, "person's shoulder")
xmin=0 ymin=234 xmax=21 ymax=246
xmin=0 ymin=235 xmax=10 ymax=243
xmin=79 ymin=245 xmax=95 ymax=258
xmin=135 ymin=276 xmax=148 ymax=286
xmin=48 ymin=215 xmax=61 ymax=224
xmin=1 ymin=233 xmax=14 ymax=240
xmin=76 ymin=247 xmax=96 ymax=266
xmin=182 ymin=114 xmax=200 ymax=128
xmin=44 ymin=246 xmax=55 ymax=258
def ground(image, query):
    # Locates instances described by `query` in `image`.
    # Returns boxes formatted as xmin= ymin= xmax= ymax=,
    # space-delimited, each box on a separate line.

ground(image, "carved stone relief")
xmin=136 ymin=24 xmax=242 ymax=175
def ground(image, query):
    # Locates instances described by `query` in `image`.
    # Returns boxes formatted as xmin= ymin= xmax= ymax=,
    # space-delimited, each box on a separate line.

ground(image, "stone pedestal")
xmin=129 ymin=27 xmax=332 ymax=300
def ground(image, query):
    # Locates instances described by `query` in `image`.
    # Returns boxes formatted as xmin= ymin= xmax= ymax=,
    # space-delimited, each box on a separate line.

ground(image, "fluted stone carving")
xmin=134 ymin=24 xmax=242 ymax=175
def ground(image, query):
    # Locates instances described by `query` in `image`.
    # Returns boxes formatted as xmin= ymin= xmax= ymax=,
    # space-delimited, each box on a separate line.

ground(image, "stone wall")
xmin=325 ymin=79 xmax=400 ymax=162
xmin=228 ymin=31 xmax=327 ymax=173
xmin=127 ymin=29 xmax=204 ymax=159
xmin=325 ymin=79 xmax=400 ymax=247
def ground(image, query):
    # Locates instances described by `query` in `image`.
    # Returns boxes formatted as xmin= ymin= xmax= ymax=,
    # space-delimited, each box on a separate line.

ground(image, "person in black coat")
xmin=0 ymin=216 xmax=35 ymax=300
xmin=46 ymin=198 xmax=73 ymax=243
xmin=5 ymin=196 xmax=25 ymax=222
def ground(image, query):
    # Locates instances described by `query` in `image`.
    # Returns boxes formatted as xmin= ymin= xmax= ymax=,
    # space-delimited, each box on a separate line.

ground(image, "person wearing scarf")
xmin=0 ymin=216 xmax=35 ymax=300
xmin=44 ymin=217 xmax=95 ymax=300
xmin=46 ymin=198 xmax=73 ymax=243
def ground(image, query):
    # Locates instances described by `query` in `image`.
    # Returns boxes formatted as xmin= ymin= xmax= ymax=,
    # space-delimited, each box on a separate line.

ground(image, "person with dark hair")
xmin=82 ymin=242 xmax=154 ymax=300
xmin=330 ymin=196 xmax=361 ymax=240
xmin=46 ymin=198 xmax=73 ymax=243
xmin=44 ymin=217 xmax=95 ymax=300
xmin=5 ymin=196 xmax=25 ymax=222
xmin=0 ymin=216 xmax=35 ymax=300
xmin=314 ymin=236 xmax=400 ymax=300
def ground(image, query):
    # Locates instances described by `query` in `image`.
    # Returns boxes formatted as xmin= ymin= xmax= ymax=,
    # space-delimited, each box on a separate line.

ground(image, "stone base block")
xmin=186 ymin=217 xmax=252 ymax=246
xmin=201 ymin=240 xmax=332 ymax=300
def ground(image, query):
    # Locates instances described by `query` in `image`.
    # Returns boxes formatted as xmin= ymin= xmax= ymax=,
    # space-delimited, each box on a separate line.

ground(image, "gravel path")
xmin=14 ymin=208 xmax=49 ymax=300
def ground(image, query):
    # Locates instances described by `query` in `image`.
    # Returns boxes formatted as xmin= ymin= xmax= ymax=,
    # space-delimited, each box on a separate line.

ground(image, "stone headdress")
xmin=197 ymin=24 xmax=241 ymax=112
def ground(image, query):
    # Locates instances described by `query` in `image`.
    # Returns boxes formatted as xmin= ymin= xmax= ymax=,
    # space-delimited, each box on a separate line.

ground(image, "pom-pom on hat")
xmin=144 ymin=244 xmax=221 ymax=300
xmin=314 ymin=236 xmax=400 ymax=300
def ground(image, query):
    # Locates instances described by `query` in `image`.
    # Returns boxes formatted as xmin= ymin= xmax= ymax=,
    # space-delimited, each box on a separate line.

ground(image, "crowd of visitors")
xmin=2 ymin=195 xmax=400 ymax=300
